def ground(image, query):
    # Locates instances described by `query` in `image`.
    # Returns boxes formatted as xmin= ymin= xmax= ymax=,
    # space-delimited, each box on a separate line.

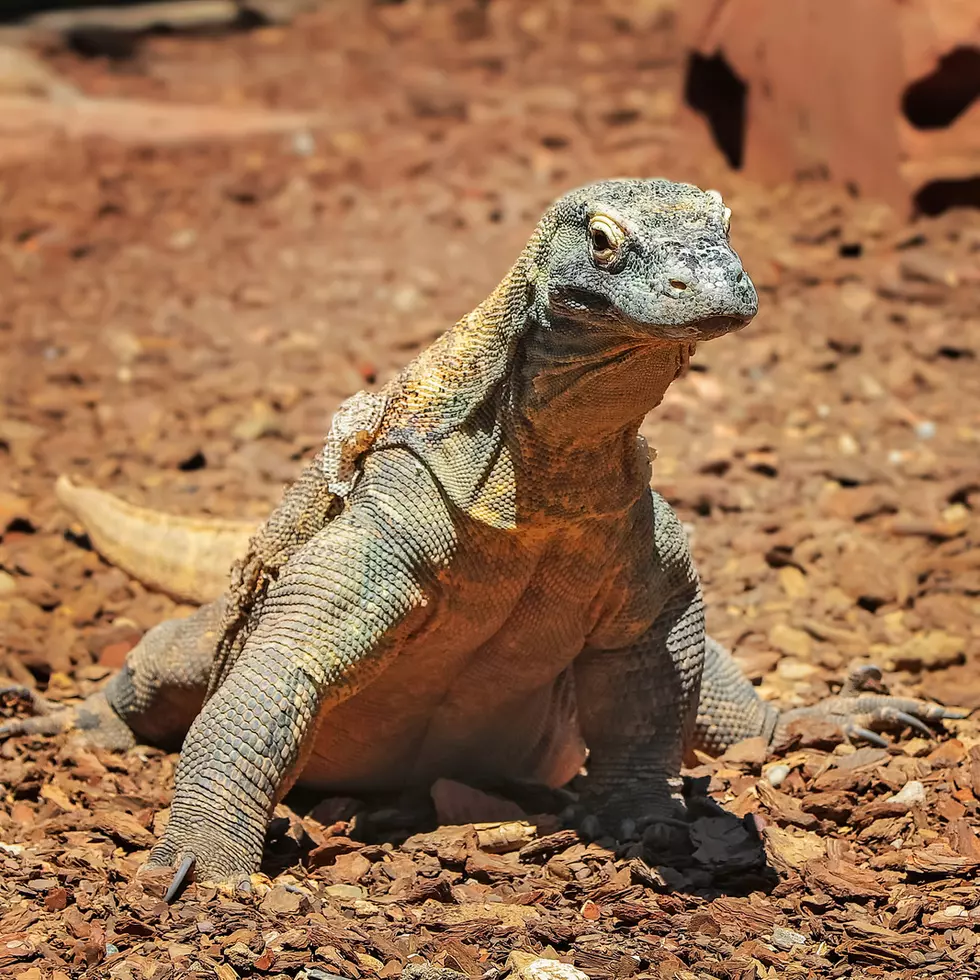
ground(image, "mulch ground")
xmin=0 ymin=3 xmax=978 ymax=978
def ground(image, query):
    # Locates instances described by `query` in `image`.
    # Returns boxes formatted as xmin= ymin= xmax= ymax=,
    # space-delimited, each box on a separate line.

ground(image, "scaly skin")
xmin=1 ymin=179 xmax=966 ymax=890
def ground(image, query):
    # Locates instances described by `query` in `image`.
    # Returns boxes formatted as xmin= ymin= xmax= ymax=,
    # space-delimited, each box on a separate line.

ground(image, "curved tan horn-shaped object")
xmin=56 ymin=475 xmax=259 ymax=605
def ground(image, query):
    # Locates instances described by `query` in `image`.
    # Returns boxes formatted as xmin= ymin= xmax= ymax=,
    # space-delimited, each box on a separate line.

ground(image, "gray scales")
xmin=1 ymin=178 xmax=964 ymax=895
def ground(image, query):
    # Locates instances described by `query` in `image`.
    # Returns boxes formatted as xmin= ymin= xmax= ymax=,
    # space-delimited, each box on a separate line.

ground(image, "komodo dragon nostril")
xmin=669 ymin=278 xmax=688 ymax=290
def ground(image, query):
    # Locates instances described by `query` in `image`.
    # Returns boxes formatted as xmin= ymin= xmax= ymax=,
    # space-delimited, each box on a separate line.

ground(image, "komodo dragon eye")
xmin=588 ymin=213 xmax=627 ymax=269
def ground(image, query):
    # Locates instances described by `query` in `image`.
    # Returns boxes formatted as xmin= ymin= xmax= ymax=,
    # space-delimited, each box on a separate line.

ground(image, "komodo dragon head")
xmin=535 ymin=178 xmax=757 ymax=343
xmin=56 ymin=178 xmax=758 ymax=599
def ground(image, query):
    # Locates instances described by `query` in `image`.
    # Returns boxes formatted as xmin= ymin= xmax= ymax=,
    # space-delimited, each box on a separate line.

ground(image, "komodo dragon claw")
xmin=142 ymin=853 xmax=274 ymax=904
xmin=162 ymin=853 xmax=196 ymax=903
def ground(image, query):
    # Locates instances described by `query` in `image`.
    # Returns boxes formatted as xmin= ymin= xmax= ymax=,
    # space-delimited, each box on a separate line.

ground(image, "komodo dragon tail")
xmin=55 ymin=476 xmax=258 ymax=605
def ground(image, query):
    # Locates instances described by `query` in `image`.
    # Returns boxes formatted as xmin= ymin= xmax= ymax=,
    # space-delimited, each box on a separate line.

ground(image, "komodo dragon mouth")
xmin=686 ymin=313 xmax=753 ymax=340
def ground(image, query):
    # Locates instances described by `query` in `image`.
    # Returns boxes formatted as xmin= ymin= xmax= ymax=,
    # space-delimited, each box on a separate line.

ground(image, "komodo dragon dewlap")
xmin=1 ymin=179 xmax=964 ymax=898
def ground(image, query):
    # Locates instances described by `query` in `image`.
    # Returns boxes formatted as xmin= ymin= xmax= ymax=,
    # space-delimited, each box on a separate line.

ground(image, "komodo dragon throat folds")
xmin=1 ymin=179 xmax=964 ymax=892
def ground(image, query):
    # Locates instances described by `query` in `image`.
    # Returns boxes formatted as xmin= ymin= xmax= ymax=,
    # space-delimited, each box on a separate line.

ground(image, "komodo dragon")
xmin=1 ymin=179 xmax=964 ymax=894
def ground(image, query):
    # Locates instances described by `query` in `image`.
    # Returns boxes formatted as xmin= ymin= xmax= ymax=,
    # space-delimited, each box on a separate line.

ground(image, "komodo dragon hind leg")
xmin=0 ymin=597 xmax=227 ymax=751
xmin=0 ymin=685 xmax=136 ymax=749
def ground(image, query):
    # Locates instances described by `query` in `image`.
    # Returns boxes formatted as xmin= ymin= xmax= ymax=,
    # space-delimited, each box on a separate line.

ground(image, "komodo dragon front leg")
xmin=572 ymin=487 xmax=966 ymax=833
xmin=574 ymin=494 xmax=706 ymax=837
xmin=144 ymin=447 xmax=449 ymax=883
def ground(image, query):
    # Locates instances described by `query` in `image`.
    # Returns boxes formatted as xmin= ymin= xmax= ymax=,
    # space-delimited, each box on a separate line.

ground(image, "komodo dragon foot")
xmin=565 ymin=662 xmax=966 ymax=848
xmin=0 ymin=686 xmax=136 ymax=750
xmin=774 ymin=664 xmax=968 ymax=748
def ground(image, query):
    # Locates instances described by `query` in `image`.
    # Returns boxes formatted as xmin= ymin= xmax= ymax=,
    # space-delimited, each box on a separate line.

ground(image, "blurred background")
xmin=0 ymin=2 xmax=978 ymax=975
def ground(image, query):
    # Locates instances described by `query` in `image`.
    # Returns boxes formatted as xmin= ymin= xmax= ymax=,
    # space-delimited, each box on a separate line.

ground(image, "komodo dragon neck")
xmin=376 ymin=232 xmax=691 ymax=531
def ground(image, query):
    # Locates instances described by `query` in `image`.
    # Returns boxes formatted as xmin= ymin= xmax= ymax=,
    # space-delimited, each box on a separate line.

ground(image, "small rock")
xmin=260 ymin=884 xmax=306 ymax=915
xmin=292 ymin=129 xmax=316 ymax=156
xmin=778 ymin=566 xmax=808 ymax=599
xmin=323 ymin=882 xmax=366 ymax=901
xmin=891 ymin=631 xmax=965 ymax=670
xmin=168 ymin=228 xmax=197 ymax=251
xmin=900 ymin=250 xmax=960 ymax=286
xmin=914 ymin=420 xmax=936 ymax=440
xmin=769 ymin=624 xmax=813 ymax=659
xmin=771 ymin=925 xmax=808 ymax=950
xmin=887 ymin=780 xmax=926 ymax=808
xmin=900 ymin=738 xmax=933 ymax=758
xmin=401 ymin=965 xmax=467 ymax=980
xmin=940 ymin=904 xmax=967 ymax=918
xmin=44 ymin=887 xmax=69 ymax=912
xmin=765 ymin=764 xmax=791 ymax=788
xmin=775 ymin=656 xmax=818 ymax=680
xmin=506 ymin=952 xmax=589 ymax=980
xmin=224 ymin=942 xmax=254 ymax=970
xmin=232 ymin=400 xmax=279 ymax=441
xmin=722 ymin=736 xmax=768 ymax=767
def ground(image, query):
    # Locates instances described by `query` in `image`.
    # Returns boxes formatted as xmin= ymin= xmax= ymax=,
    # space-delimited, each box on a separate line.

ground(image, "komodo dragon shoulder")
xmin=1 ymin=178 xmax=966 ymax=898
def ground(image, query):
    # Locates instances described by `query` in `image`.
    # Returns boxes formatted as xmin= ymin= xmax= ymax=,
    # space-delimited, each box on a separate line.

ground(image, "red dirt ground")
xmin=1 ymin=3 xmax=978 ymax=978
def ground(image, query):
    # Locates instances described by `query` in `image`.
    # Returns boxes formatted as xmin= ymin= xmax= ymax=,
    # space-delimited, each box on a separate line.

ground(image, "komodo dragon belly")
xmin=298 ymin=522 xmax=636 ymax=793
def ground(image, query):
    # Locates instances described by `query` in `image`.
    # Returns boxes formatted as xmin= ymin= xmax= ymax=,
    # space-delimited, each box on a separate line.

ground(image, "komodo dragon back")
xmin=54 ymin=205 xmax=559 ymax=600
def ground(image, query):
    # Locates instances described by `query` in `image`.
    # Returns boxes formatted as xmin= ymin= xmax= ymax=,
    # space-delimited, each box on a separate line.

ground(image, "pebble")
xmin=323 ymin=882 xmax=366 ymax=901
xmin=771 ymin=925 xmax=808 ymax=950
xmin=769 ymin=623 xmax=813 ymax=659
xmin=914 ymin=420 xmax=936 ymax=440
xmin=507 ymin=953 xmax=590 ymax=980
xmin=765 ymin=764 xmax=791 ymax=788
xmin=774 ymin=654 xmax=818 ymax=679
xmin=887 ymin=780 xmax=926 ymax=807
xmin=292 ymin=129 xmax=316 ymax=156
